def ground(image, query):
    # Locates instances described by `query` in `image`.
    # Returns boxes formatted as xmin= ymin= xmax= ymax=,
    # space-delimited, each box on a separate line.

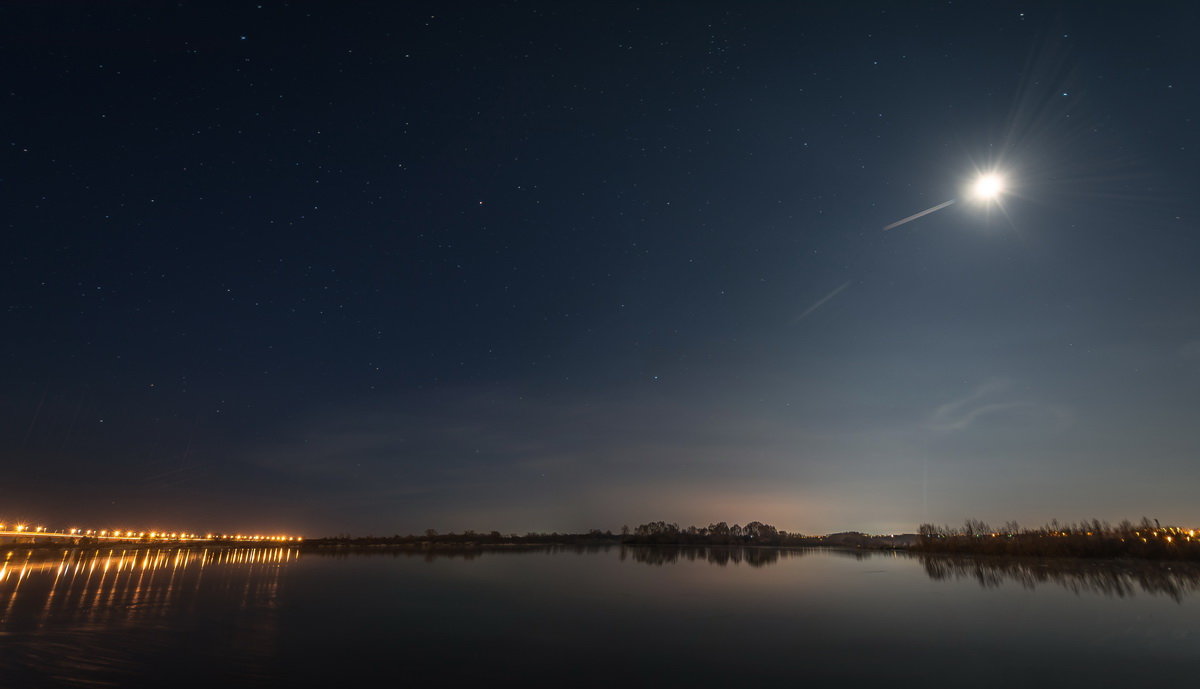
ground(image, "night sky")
xmin=5 ymin=2 xmax=1199 ymax=536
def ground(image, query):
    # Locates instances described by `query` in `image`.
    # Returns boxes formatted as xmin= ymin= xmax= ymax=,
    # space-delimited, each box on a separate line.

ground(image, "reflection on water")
xmin=308 ymin=543 xmax=615 ymax=562
xmin=622 ymin=545 xmax=899 ymax=567
xmin=624 ymin=545 xmax=1200 ymax=601
xmin=618 ymin=546 xmax=1200 ymax=601
xmin=2 ymin=545 xmax=1199 ymax=687
xmin=622 ymin=545 xmax=813 ymax=567
xmin=312 ymin=543 xmax=1200 ymax=601
xmin=308 ymin=544 xmax=879 ymax=568
xmin=0 ymin=547 xmax=298 ymax=627
xmin=0 ymin=547 xmax=297 ymax=687
xmin=627 ymin=545 xmax=1200 ymax=601
xmin=918 ymin=553 xmax=1200 ymax=602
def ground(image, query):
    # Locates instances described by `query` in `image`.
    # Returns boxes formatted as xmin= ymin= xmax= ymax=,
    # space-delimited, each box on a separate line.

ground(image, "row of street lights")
xmin=0 ymin=523 xmax=301 ymax=542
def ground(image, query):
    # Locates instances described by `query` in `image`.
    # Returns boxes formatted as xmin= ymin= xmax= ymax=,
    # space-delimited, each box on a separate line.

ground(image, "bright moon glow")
xmin=971 ymin=173 xmax=1005 ymax=201
xmin=884 ymin=169 xmax=1011 ymax=230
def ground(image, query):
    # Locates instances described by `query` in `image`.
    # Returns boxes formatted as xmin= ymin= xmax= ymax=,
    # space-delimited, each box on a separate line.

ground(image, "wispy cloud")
xmin=928 ymin=379 xmax=1070 ymax=432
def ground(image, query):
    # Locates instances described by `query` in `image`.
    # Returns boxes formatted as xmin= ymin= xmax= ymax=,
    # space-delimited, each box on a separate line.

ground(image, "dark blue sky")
xmin=4 ymin=2 xmax=1199 ymax=535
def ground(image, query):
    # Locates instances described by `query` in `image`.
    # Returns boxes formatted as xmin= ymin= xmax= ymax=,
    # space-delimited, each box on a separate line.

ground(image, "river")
xmin=1 ymin=545 xmax=1196 ymax=687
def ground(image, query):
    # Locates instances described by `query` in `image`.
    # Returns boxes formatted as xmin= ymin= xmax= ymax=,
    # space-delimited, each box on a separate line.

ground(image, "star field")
xmin=3 ymin=2 xmax=1200 ymax=535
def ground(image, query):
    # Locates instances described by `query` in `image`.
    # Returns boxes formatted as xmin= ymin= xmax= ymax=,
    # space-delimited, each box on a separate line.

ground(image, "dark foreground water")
xmin=1 ymin=546 xmax=1198 ymax=688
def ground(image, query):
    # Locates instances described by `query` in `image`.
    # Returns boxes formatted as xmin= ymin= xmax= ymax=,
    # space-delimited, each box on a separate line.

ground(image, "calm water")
xmin=1 ymin=546 xmax=1198 ymax=688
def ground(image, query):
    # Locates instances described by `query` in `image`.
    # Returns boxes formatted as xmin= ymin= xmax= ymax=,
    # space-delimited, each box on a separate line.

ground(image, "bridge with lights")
xmin=0 ymin=523 xmax=301 ymax=545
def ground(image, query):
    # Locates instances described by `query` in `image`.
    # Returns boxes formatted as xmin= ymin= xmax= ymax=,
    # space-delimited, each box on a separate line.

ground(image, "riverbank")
xmin=915 ymin=523 xmax=1200 ymax=561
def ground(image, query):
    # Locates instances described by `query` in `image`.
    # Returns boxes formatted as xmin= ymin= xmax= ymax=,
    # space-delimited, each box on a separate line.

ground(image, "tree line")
xmin=304 ymin=521 xmax=911 ymax=550
xmin=305 ymin=521 xmax=816 ymax=549
xmin=620 ymin=520 xmax=817 ymax=546
xmin=304 ymin=529 xmax=622 ymax=549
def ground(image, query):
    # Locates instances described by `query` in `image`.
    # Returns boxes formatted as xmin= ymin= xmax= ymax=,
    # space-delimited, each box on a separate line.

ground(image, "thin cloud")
xmin=928 ymin=379 xmax=1070 ymax=432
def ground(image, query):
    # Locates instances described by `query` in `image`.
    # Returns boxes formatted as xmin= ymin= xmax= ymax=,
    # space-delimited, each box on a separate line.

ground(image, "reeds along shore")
xmin=915 ymin=519 xmax=1200 ymax=560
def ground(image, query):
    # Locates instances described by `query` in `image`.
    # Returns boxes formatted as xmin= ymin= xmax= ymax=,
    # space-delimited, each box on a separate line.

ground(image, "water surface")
xmin=1 ymin=546 xmax=1197 ymax=687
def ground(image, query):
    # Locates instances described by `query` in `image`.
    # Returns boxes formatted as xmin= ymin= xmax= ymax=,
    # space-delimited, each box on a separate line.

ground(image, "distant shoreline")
xmin=8 ymin=519 xmax=1195 ymax=564
xmin=7 ymin=539 xmax=1200 ymax=565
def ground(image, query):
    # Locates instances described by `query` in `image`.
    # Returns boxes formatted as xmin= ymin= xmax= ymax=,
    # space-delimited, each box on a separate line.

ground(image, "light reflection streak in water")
xmin=1 ymin=547 xmax=299 ymax=686
xmin=1 ymin=545 xmax=1197 ymax=687
xmin=0 ymin=547 xmax=298 ymax=630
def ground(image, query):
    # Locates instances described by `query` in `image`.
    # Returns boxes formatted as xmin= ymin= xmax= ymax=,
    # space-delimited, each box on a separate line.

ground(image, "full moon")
xmin=971 ymin=173 xmax=1006 ymax=201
